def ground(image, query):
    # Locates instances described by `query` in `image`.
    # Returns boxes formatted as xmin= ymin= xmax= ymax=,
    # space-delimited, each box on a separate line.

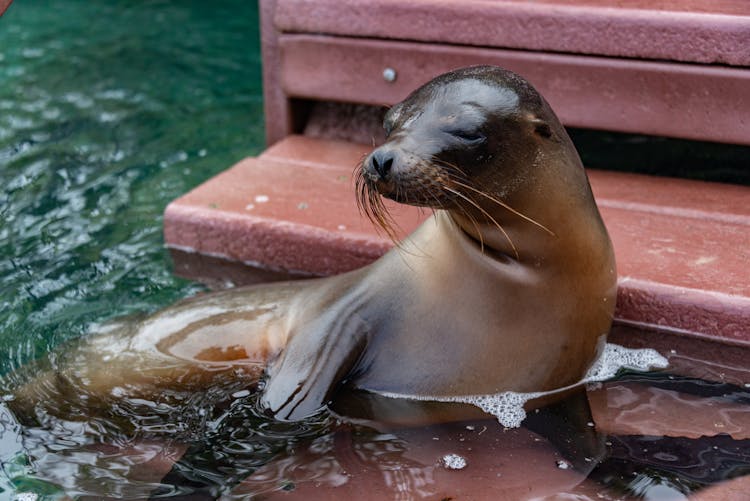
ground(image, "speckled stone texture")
xmin=261 ymin=0 xmax=750 ymax=146
xmin=164 ymin=135 xmax=750 ymax=343
xmin=274 ymin=0 xmax=750 ymax=66
xmin=0 ymin=0 xmax=12 ymax=16
xmin=277 ymin=35 xmax=750 ymax=145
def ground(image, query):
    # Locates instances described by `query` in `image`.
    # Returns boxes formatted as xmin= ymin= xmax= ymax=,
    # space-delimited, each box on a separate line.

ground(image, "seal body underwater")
xmin=6 ymin=66 xmax=616 ymax=424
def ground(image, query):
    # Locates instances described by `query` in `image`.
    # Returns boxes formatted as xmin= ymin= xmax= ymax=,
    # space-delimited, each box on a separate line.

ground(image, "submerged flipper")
xmin=260 ymin=311 xmax=369 ymax=421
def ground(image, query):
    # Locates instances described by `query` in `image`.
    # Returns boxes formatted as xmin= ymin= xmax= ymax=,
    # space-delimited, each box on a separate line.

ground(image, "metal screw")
xmin=382 ymin=67 xmax=397 ymax=82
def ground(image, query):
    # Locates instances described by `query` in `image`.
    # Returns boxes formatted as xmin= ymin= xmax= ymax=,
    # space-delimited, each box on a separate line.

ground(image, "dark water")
xmin=0 ymin=0 xmax=265 ymax=374
xmin=2 ymin=370 xmax=749 ymax=499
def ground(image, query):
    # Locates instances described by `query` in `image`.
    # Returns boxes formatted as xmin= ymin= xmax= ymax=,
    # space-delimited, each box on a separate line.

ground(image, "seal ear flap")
xmin=530 ymin=117 xmax=553 ymax=140
xmin=525 ymin=113 xmax=553 ymax=139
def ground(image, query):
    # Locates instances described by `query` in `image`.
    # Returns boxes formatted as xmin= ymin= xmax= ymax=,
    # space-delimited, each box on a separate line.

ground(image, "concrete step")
xmin=273 ymin=0 xmax=750 ymax=67
xmin=164 ymin=135 xmax=750 ymax=343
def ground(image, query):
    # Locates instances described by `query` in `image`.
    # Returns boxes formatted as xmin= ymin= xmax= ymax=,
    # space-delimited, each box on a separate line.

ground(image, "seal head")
xmin=363 ymin=66 xmax=551 ymax=204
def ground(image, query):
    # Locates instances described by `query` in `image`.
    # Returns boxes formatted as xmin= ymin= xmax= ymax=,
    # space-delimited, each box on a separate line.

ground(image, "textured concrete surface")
xmin=0 ymin=0 xmax=12 ymax=17
xmin=164 ymin=135 xmax=750 ymax=342
xmin=260 ymin=0 xmax=289 ymax=146
xmin=278 ymin=35 xmax=750 ymax=145
xmin=274 ymin=0 xmax=750 ymax=66
xmin=261 ymin=0 xmax=750 ymax=146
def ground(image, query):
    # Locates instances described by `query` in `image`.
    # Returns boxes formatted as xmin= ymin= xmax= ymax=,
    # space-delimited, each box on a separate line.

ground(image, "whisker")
xmin=446 ymin=176 xmax=555 ymax=236
xmin=443 ymin=186 xmax=519 ymax=259
xmin=357 ymin=169 xmax=401 ymax=243
xmin=453 ymin=199 xmax=484 ymax=253
xmin=431 ymin=157 xmax=468 ymax=177
xmin=430 ymin=157 xmax=554 ymax=236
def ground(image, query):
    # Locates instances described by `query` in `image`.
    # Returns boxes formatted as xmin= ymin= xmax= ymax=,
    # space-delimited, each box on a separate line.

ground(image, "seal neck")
xmin=448 ymin=150 xmax=609 ymax=268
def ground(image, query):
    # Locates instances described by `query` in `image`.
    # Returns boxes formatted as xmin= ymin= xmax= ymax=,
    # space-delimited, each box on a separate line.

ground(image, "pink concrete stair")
xmin=273 ymin=0 xmax=750 ymax=67
xmin=262 ymin=0 xmax=750 ymax=147
xmin=164 ymin=135 xmax=750 ymax=344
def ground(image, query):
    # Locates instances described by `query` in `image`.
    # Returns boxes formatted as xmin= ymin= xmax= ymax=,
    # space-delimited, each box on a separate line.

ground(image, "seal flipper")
xmin=260 ymin=311 xmax=369 ymax=421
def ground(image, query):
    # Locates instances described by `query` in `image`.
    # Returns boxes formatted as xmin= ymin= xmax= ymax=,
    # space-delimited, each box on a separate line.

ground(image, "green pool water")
xmin=0 ymin=0 xmax=265 ymax=375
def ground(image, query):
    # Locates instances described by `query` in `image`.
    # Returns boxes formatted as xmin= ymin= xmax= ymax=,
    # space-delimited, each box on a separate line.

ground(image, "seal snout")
xmin=366 ymin=149 xmax=395 ymax=181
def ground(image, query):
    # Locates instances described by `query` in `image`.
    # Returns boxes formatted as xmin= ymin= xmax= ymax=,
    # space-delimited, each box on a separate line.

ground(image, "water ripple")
xmin=0 ymin=0 xmax=264 ymax=374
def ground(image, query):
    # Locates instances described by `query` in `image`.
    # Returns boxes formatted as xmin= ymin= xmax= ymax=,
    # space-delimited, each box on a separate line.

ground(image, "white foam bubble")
xmin=584 ymin=343 xmax=667 ymax=382
xmin=375 ymin=343 xmax=668 ymax=428
xmin=15 ymin=493 xmax=39 ymax=501
xmin=442 ymin=453 xmax=467 ymax=470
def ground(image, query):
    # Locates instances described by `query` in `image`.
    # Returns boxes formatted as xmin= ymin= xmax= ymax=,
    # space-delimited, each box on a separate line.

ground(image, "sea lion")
xmin=5 ymin=65 xmax=616 ymax=426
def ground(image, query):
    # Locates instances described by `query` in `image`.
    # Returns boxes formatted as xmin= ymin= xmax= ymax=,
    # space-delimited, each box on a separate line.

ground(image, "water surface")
xmin=0 ymin=0 xmax=264 ymax=374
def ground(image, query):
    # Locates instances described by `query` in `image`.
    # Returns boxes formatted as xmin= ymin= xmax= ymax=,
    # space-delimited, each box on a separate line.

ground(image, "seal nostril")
xmin=371 ymin=151 xmax=394 ymax=179
xmin=381 ymin=157 xmax=393 ymax=175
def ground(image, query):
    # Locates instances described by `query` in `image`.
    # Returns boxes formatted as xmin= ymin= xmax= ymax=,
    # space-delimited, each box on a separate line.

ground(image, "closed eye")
xmin=446 ymin=129 xmax=486 ymax=144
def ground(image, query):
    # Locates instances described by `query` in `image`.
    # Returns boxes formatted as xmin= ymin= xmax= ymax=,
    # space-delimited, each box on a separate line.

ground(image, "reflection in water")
xmin=2 ymin=372 xmax=750 ymax=499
